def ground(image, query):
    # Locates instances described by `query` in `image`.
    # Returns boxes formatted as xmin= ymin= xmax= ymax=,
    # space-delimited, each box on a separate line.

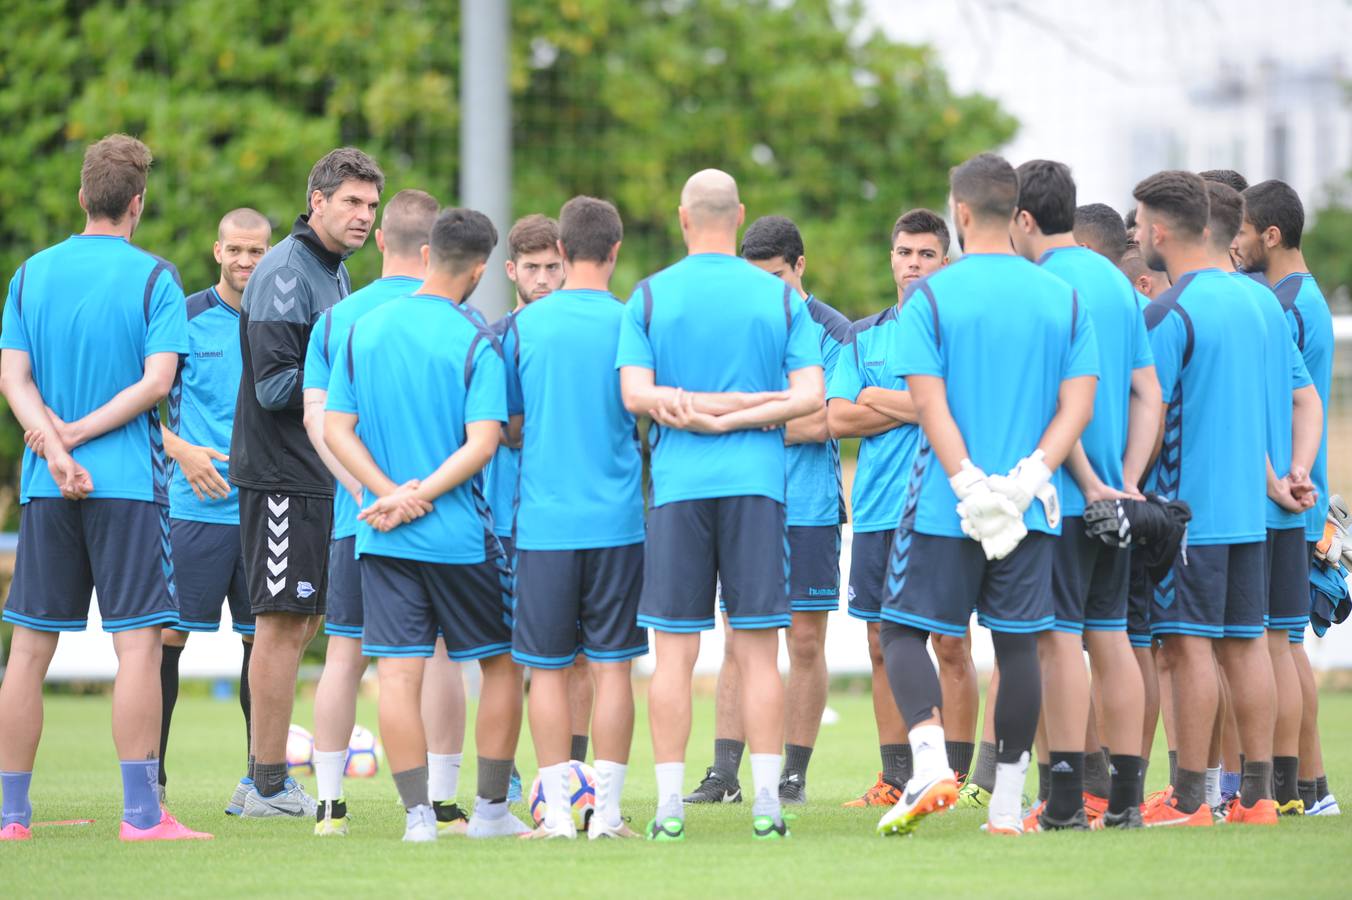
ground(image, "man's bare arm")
xmin=907 ymin=375 xmax=970 ymax=477
xmin=324 ymin=410 xmax=399 ymax=498
xmin=1121 ymin=365 xmax=1162 ymax=493
xmin=619 ymin=366 xmax=787 ymax=418
xmin=54 ymin=352 xmax=179 ymax=448
xmin=304 ymin=388 xmax=362 ymax=501
xmin=1032 ymin=375 xmax=1097 ymax=470
xmin=785 ymin=404 xmax=829 ymax=445
xmin=826 ymin=397 xmax=896 ymax=439
xmin=698 ymin=366 xmax=824 ymax=433
xmin=858 ymin=386 xmax=918 ymax=425
xmin=1290 ymin=384 xmax=1323 ymax=475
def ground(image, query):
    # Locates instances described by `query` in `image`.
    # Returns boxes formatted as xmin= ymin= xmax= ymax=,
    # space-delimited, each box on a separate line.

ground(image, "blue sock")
xmin=120 ymin=760 xmax=161 ymax=830
xmin=1 ymin=771 xmax=33 ymax=828
xmin=1220 ymin=769 xmax=1241 ymax=798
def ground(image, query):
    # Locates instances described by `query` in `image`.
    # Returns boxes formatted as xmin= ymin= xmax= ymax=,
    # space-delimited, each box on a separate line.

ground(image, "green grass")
xmin=6 ymin=686 xmax=1352 ymax=898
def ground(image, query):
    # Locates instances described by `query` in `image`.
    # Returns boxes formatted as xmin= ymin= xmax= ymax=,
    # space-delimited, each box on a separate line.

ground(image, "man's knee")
xmin=866 ymin=623 xmax=885 ymax=670
xmin=931 ymin=633 xmax=972 ymax=672
xmin=787 ymin=613 xmax=827 ymax=664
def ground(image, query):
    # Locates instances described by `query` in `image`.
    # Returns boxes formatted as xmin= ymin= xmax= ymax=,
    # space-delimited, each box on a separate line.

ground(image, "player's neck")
xmin=418 ymin=273 xmax=475 ymax=304
xmin=561 ymin=261 xmax=611 ymax=293
xmin=82 ymin=216 xmax=134 ymax=240
xmin=684 ymin=231 xmax=737 ymax=257
xmin=380 ymin=256 xmax=425 ymax=281
xmin=958 ymin=229 xmax=1014 ymax=255
xmin=1207 ymin=248 xmax=1236 ymax=273
xmin=1030 ymin=232 xmax=1077 ymax=258
xmin=1163 ymin=245 xmax=1215 ymax=282
xmin=214 ymin=278 xmax=243 ymax=309
xmin=1263 ymin=248 xmax=1309 ymax=286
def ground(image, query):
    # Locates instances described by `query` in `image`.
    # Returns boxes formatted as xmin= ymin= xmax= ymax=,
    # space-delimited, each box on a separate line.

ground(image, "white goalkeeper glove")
xmin=951 ymin=459 xmax=1027 ymax=560
xmin=988 ymin=449 xmax=1060 ymax=529
xmin=1316 ymin=494 xmax=1351 ymax=569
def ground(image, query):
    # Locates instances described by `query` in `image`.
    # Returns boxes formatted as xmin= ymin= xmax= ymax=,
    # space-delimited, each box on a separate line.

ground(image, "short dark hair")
xmin=950 ymin=152 xmax=1018 ymax=222
xmin=307 ymin=147 xmax=384 ymax=213
xmin=740 ymin=215 xmax=805 ymax=267
xmin=1131 ymin=170 xmax=1209 ymax=239
xmin=1073 ymin=203 xmax=1128 ymax=264
xmin=891 ymin=208 xmax=950 ymax=253
xmin=1015 ymin=159 xmax=1076 ymax=235
xmin=81 ymin=134 xmax=153 ymax=222
xmin=428 ymin=208 xmax=498 ymax=274
xmin=559 ymin=196 xmax=623 ymax=263
xmin=380 ymin=189 xmax=440 ymax=257
xmin=1243 ymin=179 xmax=1305 ymax=249
xmin=1199 ymin=169 xmax=1249 ymax=192
xmin=1124 ymin=207 xmax=1137 ymax=232
xmin=1203 ymin=181 xmax=1244 ymax=249
xmin=507 ymin=214 xmax=560 ymax=262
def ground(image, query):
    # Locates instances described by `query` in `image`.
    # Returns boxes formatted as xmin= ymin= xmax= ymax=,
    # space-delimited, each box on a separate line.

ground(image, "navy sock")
xmin=1 ymin=771 xmax=33 ymax=828
xmin=1273 ymin=756 xmax=1299 ymax=805
xmin=880 ymin=744 xmax=912 ymax=786
xmin=1046 ymin=751 xmax=1084 ymax=821
xmin=1241 ymin=760 xmax=1273 ymax=807
xmin=1298 ymin=778 xmax=1317 ymax=810
xmin=570 ymin=734 xmax=589 ymax=763
xmin=1108 ymin=754 xmax=1144 ymax=816
xmin=713 ymin=739 xmax=744 ymax=783
xmin=1168 ymin=749 xmax=1178 ymax=787
xmin=1316 ymin=774 xmax=1330 ymax=801
xmin=945 ymin=741 xmax=974 ymax=780
xmin=254 ymin=762 xmax=287 ymax=798
xmin=1037 ymin=763 xmax=1052 ymax=803
xmin=120 ymin=760 xmax=161 ymax=829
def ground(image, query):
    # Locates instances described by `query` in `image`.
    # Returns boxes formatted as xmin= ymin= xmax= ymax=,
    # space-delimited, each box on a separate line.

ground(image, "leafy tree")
xmin=1304 ymin=179 xmax=1352 ymax=311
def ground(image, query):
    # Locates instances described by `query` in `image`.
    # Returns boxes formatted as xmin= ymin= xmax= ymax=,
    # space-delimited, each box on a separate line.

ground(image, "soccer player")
xmin=1073 ymin=203 xmax=1130 ymax=265
xmin=1134 ymin=170 xmax=1276 ymax=826
xmin=826 ymin=209 xmax=955 ymax=807
xmin=616 ymin=169 xmax=824 ymax=841
xmin=0 ymin=134 xmax=209 ymax=841
xmin=324 ymin=207 xmax=526 ymax=842
xmin=1118 ymin=244 xmax=1172 ymax=300
xmin=1235 ymin=179 xmax=1339 ymax=816
xmin=1010 ymin=160 xmax=1159 ymax=829
xmin=230 ymin=147 xmax=384 ymax=817
xmin=876 ymin=152 xmax=1098 ymax=838
xmin=684 ymin=215 xmax=849 ymax=807
xmin=160 ymin=208 xmax=271 ymax=810
xmin=508 ymin=196 xmax=645 ymax=839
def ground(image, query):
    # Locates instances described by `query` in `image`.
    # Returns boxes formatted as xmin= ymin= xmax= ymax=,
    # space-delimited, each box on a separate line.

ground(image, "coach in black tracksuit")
xmin=229 ymin=147 xmax=384 ymax=813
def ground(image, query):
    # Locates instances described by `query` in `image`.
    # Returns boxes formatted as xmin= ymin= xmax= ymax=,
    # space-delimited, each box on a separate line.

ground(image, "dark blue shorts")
xmin=4 ymin=498 xmax=177 ymax=633
xmin=359 ymin=553 xmax=513 ymax=661
xmin=1127 ymin=553 xmax=1154 ymax=649
xmin=169 ymin=519 xmax=252 ymax=635
xmin=788 ymin=525 xmax=842 ymax=612
xmin=1266 ymin=528 xmax=1309 ymax=633
xmin=1290 ymin=541 xmax=1319 ymax=644
xmin=1050 ymin=518 xmax=1129 ymax=634
xmin=847 ymin=528 xmax=894 ymax=622
xmin=638 ymin=496 xmax=789 ymax=632
xmin=512 ymin=543 xmax=647 ymax=668
xmin=325 ymin=536 xmax=362 ymax=639
xmin=1150 ymin=541 xmax=1266 ymax=640
xmin=882 ymin=531 xmax=1054 ymax=636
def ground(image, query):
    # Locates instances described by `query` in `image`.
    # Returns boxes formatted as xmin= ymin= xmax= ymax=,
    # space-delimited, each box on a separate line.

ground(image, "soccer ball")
xmin=286 ymin=724 xmax=314 ymax=774
xmin=345 ymin=724 xmax=382 ymax=778
xmin=529 ymin=760 xmax=597 ymax=830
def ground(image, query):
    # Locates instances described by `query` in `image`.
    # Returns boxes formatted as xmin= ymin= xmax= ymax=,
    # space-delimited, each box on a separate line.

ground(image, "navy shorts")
xmin=639 ymin=496 xmax=790 ymax=632
xmin=1050 ymin=518 xmax=1129 ymax=634
xmin=169 ymin=519 xmax=252 ymax=636
xmin=359 ymin=552 xmax=514 ymax=661
xmin=847 ymin=528 xmax=894 ymax=622
xmin=1290 ymin=541 xmax=1319 ymax=644
xmin=513 ymin=543 xmax=647 ymax=668
xmin=325 ymin=536 xmax=362 ymax=639
xmin=239 ymin=488 xmax=331 ymax=617
xmin=1266 ymin=528 xmax=1309 ymax=633
xmin=882 ymin=531 xmax=1054 ymax=636
xmin=1126 ymin=553 xmax=1154 ymax=649
xmin=788 ymin=525 xmax=842 ymax=612
xmin=1150 ymin=541 xmax=1266 ymax=640
xmin=4 ymin=498 xmax=177 ymax=633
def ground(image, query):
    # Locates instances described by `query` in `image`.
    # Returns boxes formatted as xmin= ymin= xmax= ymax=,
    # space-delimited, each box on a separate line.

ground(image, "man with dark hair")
xmin=1073 ymin=203 xmax=1129 ymax=265
xmin=160 ymin=208 xmax=271 ymax=813
xmin=1133 ymin=170 xmax=1275 ymax=826
xmin=230 ymin=146 xmax=383 ymax=817
xmin=1010 ymin=159 xmax=1159 ymax=830
xmin=617 ymin=169 xmax=824 ymax=841
xmin=1200 ymin=169 xmax=1249 ymax=193
xmin=324 ymin=207 xmax=526 ymax=842
xmin=1119 ymin=244 xmax=1171 ymax=299
xmin=828 ymin=209 xmax=956 ymax=809
xmin=685 ymin=215 xmax=849 ymax=808
xmin=1235 ymin=178 xmax=1339 ymax=816
xmin=0 ymin=134 xmax=209 ymax=842
xmin=508 ymin=196 xmax=644 ymax=839
xmin=876 ymin=152 xmax=1098 ymax=837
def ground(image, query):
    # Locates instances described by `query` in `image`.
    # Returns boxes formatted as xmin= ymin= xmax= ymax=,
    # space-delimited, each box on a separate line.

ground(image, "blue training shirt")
xmin=826 ymin=304 xmax=922 ymax=533
xmin=892 ymin=254 xmax=1099 ymax=538
xmin=509 ymin=288 xmax=644 ymax=550
xmin=1 ymin=235 xmax=188 ymax=504
xmin=303 ymin=275 xmax=421 ymax=540
xmin=325 ymin=293 xmax=507 ymax=564
xmin=168 ymin=287 xmax=243 ymax=523
xmin=484 ymin=309 xmax=524 ymax=540
xmin=1039 ymin=246 xmax=1154 ymax=517
xmin=1272 ymin=273 xmax=1334 ymax=541
xmin=786 ymin=295 xmax=852 ymax=527
xmin=614 ymin=253 xmax=823 ymax=507
xmin=1145 ymin=268 xmax=1268 ymax=545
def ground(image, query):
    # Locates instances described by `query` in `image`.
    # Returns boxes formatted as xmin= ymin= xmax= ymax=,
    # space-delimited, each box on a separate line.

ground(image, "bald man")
xmin=616 ymin=169 xmax=825 ymax=841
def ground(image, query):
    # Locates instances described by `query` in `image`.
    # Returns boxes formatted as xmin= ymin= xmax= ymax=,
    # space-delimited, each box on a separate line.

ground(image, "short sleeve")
xmin=145 ymin=268 xmax=189 ymax=356
xmin=826 ymin=333 xmax=864 ymax=403
xmin=785 ymin=297 xmax=823 ymax=372
xmin=324 ymin=326 xmax=358 ymax=415
xmin=1131 ymin=303 xmax=1154 ymax=370
xmin=0 ymin=267 xmax=31 ymax=352
xmin=1065 ymin=297 xmax=1100 ymax=379
xmin=821 ymin=324 xmax=845 ymax=385
xmin=614 ymin=290 xmax=655 ymax=370
xmin=1288 ymin=338 xmax=1312 ymax=390
xmin=1147 ymin=312 xmax=1184 ymax=400
xmin=466 ymin=338 xmax=508 ymax=424
xmin=893 ymin=289 xmax=944 ymax=378
xmin=500 ymin=319 xmax=524 ymax=417
xmin=302 ymin=310 xmax=333 ymax=391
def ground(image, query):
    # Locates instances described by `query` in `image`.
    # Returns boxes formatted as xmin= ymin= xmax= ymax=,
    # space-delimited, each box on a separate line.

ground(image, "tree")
xmin=1304 ymin=178 xmax=1352 ymax=311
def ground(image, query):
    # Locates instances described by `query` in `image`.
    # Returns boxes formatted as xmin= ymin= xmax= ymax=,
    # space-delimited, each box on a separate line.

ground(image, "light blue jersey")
xmin=1145 ymin=268 xmax=1268 ymax=545
xmin=484 ymin=310 xmax=524 ymax=540
xmin=826 ymin=304 xmax=922 ymax=533
xmin=892 ymin=254 xmax=1099 ymax=538
xmin=1039 ymin=246 xmax=1154 ymax=516
xmin=326 ymin=293 xmax=506 ymax=564
xmin=508 ymin=288 xmax=644 ymax=549
xmin=1 ymin=235 xmax=188 ymax=504
xmin=304 ymin=275 xmax=421 ymax=539
xmin=786 ymin=295 xmax=852 ymax=527
xmin=1272 ymin=273 xmax=1334 ymax=541
xmin=614 ymin=253 xmax=823 ymax=507
xmin=168 ymin=287 xmax=242 ymax=523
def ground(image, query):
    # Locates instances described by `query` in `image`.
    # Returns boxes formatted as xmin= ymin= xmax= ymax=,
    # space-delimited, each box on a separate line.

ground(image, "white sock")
xmin=539 ymin=762 xmax=571 ymax=829
xmin=908 ymin=724 xmax=949 ymax=782
xmin=593 ymin=760 xmax=627 ymax=829
xmin=654 ymin=762 xmax=685 ymax=821
xmin=749 ymin=753 xmax=782 ymax=818
xmin=313 ymin=749 xmax=348 ymax=802
xmin=990 ymin=753 xmax=1030 ymax=825
xmin=1205 ymin=766 xmax=1222 ymax=809
xmin=428 ymin=752 xmax=462 ymax=803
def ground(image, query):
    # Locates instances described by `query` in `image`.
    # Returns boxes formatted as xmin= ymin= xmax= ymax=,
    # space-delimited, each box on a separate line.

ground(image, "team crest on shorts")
xmin=296 ymin=581 xmax=316 ymax=599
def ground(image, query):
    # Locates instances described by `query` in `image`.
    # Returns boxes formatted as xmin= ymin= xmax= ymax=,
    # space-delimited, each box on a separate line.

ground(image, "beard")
xmin=1144 ymin=242 xmax=1169 ymax=273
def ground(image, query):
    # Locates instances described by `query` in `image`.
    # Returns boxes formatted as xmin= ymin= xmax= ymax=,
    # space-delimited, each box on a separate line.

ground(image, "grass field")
xmin=5 ymin=686 xmax=1351 ymax=898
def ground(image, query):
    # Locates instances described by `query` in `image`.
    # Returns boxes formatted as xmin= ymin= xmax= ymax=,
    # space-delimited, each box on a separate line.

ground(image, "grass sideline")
xmin=4 ymin=688 xmax=1350 ymax=898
